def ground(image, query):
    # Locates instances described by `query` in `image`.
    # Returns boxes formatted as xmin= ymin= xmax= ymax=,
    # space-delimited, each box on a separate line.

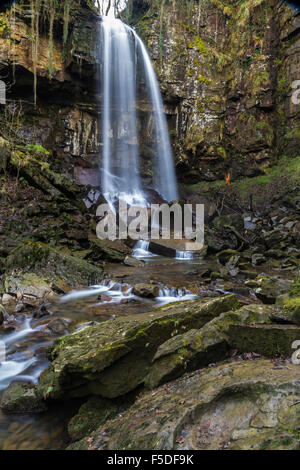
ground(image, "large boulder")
xmin=146 ymin=304 xmax=273 ymax=389
xmin=1 ymin=242 xmax=103 ymax=293
xmin=67 ymin=359 xmax=300 ymax=450
xmin=1 ymin=272 xmax=53 ymax=299
xmin=37 ymin=295 xmax=239 ymax=400
xmin=89 ymin=238 xmax=131 ymax=263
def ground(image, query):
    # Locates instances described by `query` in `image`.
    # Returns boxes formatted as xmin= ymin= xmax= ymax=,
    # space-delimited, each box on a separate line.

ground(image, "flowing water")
xmin=100 ymin=16 xmax=178 ymax=205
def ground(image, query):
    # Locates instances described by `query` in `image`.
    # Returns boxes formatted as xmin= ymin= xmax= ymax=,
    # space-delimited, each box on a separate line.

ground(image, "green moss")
xmin=24 ymin=144 xmax=50 ymax=155
xmin=188 ymin=36 xmax=209 ymax=56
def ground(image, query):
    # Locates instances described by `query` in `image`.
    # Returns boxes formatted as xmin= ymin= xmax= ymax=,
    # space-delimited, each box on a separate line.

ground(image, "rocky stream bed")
xmin=0 ymin=193 xmax=299 ymax=450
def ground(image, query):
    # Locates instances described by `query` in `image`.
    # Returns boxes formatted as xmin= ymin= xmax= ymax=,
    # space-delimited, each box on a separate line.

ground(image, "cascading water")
xmin=100 ymin=16 xmax=178 ymax=205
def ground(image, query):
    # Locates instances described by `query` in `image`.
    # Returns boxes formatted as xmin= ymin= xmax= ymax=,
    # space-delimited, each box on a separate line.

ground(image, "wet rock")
xmin=124 ymin=256 xmax=145 ymax=267
xmin=90 ymin=238 xmax=131 ymax=263
xmin=51 ymin=279 xmax=72 ymax=295
xmin=33 ymin=301 xmax=52 ymax=319
xmin=37 ymin=295 xmax=239 ymax=401
xmin=133 ymin=284 xmax=160 ymax=298
xmin=67 ymin=360 xmax=300 ymax=450
xmin=199 ymin=269 xmax=212 ymax=279
xmin=146 ymin=304 xmax=272 ymax=389
xmin=47 ymin=318 xmax=70 ymax=335
xmin=68 ymin=396 xmax=119 ymax=442
xmin=0 ymin=382 xmax=47 ymax=414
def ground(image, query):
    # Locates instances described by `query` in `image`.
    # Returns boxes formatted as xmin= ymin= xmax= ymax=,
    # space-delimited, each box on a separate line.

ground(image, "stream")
xmin=0 ymin=249 xmax=290 ymax=450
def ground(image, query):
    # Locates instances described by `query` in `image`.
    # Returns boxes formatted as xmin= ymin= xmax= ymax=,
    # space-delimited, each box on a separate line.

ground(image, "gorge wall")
xmin=131 ymin=0 xmax=300 ymax=183
xmin=0 ymin=0 xmax=299 ymax=192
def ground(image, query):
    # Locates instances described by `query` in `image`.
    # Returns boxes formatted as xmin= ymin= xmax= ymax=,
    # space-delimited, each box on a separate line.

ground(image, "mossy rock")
xmin=3 ymin=241 xmax=103 ymax=289
xmin=0 ymin=382 xmax=46 ymax=414
xmin=68 ymin=396 xmax=119 ymax=442
xmin=282 ymin=297 xmax=300 ymax=325
xmin=10 ymin=149 xmax=82 ymax=201
xmin=67 ymin=359 xmax=300 ymax=450
xmin=1 ymin=272 xmax=53 ymax=298
xmin=229 ymin=323 xmax=300 ymax=357
xmin=253 ymin=275 xmax=291 ymax=304
xmin=89 ymin=238 xmax=131 ymax=263
xmin=37 ymin=295 xmax=239 ymax=401
xmin=146 ymin=303 xmax=273 ymax=389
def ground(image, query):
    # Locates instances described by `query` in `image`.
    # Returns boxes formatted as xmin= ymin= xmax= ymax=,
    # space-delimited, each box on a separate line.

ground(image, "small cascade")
xmin=60 ymin=280 xmax=133 ymax=304
xmin=157 ymin=287 xmax=198 ymax=306
xmin=132 ymin=240 xmax=157 ymax=258
xmin=100 ymin=16 xmax=178 ymax=205
xmin=175 ymin=251 xmax=195 ymax=260
xmin=0 ymin=318 xmax=50 ymax=391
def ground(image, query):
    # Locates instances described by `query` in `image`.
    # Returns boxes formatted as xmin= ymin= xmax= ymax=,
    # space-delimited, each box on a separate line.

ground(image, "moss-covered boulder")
xmin=37 ymin=295 xmax=239 ymax=400
xmin=146 ymin=304 xmax=273 ymax=389
xmin=2 ymin=241 xmax=103 ymax=291
xmin=67 ymin=359 xmax=300 ymax=450
xmin=68 ymin=396 xmax=119 ymax=442
xmin=229 ymin=324 xmax=300 ymax=357
xmin=0 ymin=382 xmax=47 ymax=414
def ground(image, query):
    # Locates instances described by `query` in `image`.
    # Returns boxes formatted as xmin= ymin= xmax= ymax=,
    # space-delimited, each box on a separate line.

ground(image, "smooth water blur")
xmin=100 ymin=16 xmax=178 ymax=205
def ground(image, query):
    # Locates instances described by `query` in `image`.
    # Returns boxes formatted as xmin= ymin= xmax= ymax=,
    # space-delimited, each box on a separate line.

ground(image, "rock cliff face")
xmin=131 ymin=0 xmax=300 ymax=183
xmin=0 ymin=0 xmax=299 ymax=188
xmin=0 ymin=0 xmax=101 ymax=188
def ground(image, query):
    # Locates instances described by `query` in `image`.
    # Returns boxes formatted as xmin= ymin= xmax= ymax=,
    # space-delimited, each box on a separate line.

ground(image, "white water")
xmin=132 ymin=240 xmax=158 ymax=258
xmin=60 ymin=280 xmax=133 ymax=304
xmin=100 ymin=16 xmax=178 ymax=205
xmin=175 ymin=251 xmax=195 ymax=260
xmin=0 ymin=318 xmax=43 ymax=391
xmin=156 ymin=287 xmax=198 ymax=306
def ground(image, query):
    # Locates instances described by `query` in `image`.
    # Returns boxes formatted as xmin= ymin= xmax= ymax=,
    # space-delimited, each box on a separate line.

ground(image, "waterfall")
xmin=100 ymin=16 xmax=178 ymax=205
xmin=175 ymin=251 xmax=195 ymax=260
